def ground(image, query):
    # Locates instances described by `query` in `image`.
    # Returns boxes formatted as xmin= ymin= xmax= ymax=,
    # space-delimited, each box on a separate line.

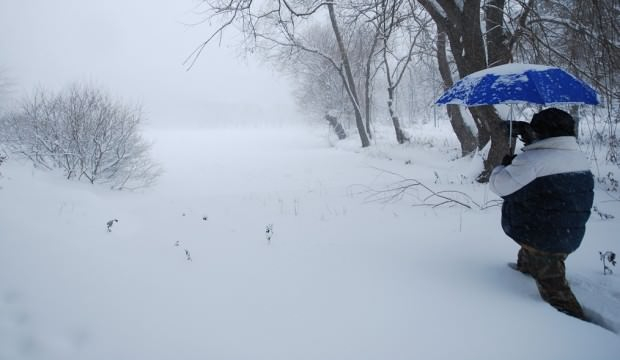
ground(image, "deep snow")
xmin=1 ymin=124 xmax=619 ymax=360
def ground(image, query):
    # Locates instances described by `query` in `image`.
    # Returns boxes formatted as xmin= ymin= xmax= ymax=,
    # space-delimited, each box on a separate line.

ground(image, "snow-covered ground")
xmin=1 ymin=123 xmax=619 ymax=360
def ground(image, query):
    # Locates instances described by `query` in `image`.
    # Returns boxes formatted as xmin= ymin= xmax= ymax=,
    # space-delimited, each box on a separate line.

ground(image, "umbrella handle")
xmin=508 ymin=105 xmax=515 ymax=155
xmin=508 ymin=120 xmax=513 ymax=154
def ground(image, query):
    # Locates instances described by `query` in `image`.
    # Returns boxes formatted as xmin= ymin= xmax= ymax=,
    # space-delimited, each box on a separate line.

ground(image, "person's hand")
xmin=501 ymin=154 xmax=517 ymax=166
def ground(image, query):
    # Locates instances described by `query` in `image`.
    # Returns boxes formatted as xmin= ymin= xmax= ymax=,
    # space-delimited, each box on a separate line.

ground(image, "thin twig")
xmin=352 ymin=167 xmax=502 ymax=210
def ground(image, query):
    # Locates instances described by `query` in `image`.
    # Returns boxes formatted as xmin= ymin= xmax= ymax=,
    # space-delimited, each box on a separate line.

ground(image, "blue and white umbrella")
xmin=435 ymin=63 xmax=599 ymax=144
xmin=435 ymin=63 xmax=599 ymax=106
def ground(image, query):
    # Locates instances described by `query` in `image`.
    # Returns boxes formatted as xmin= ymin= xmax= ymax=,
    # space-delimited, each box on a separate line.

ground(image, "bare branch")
xmin=352 ymin=167 xmax=502 ymax=210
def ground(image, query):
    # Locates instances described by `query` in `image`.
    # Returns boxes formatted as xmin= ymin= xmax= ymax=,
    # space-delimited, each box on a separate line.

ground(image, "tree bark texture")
xmin=436 ymin=28 xmax=478 ymax=156
xmin=387 ymin=87 xmax=409 ymax=144
xmin=364 ymin=30 xmax=381 ymax=140
xmin=419 ymin=0 xmax=514 ymax=181
xmin=325 ymin=114 xmax=347 ymax=140
xmin=485 ymin=0 xmax=511 ymax=67
xmin=383 ymin=55 xmax=409 ymax=144
xmin=328 ymin=3 xmax=370 ymax=147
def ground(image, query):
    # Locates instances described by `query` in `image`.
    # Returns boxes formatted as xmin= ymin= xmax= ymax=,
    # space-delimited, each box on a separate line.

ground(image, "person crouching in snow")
xmin=489 ymin=108 xmax=594 ymax=320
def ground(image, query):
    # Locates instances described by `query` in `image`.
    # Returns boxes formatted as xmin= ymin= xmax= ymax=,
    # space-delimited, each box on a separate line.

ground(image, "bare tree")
xmin=278 ymin=21 xmax=374 ymax=140
xmin=327 ymin=2 xmax=372 ymax=146
xmin=337 ymin=15 xmax=382 ymax=139
xmin=284 ymin=24 xmax=350 ymax=118
xmin=188 ymin=0 xmax=371 ymax=146
xmin=355 ymin=0 xmax=415 ymax=143
xmin=515 ymin=0 xmax=619 ymax=161
xmin=418 ymin=0 xmax=619 ymax=175
xmin=0 ymin=84 xmax=161 ymax=189
xmin=374 ymin=0 xmax=433 ymax=144
xmin=191 ymin=0 xmax=618 ymax=170
xmin=516 ymin=0 xmax=618 ymax=100
xmin=436 ymin=25 xmax=477 ymax=156
xmin=417 ymin=0 xmax=537 ymax=181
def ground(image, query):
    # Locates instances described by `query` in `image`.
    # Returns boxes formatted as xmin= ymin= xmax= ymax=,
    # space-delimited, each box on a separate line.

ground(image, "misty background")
xmin=0 ymin=0 xmax=298 ymax=128
xmin=1 ymin=1 xmax=619 ymax=358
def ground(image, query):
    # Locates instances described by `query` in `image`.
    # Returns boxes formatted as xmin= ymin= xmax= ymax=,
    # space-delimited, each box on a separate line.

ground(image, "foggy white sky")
xmin=0 ymin=0 xmax=297 ymax=127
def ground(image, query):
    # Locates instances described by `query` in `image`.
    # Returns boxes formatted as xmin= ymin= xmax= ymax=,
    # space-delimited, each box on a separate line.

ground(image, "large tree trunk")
xmin=478 ymin=0 xmax=512 ymax=181
xmin=419 ymin=0 xmax=512 ymax=182
xmin=436 ymin=28 xmax=477 ymax=156
xmin=364 ymin=30 xmax=380 ymax=140
xmin=387 ymin=86 xmax=409 ymax=144
xmin=328 ymin=3 xmax=370 ymax=147
xmin=383 ymin=51 xmax=409 ymax=144
xmin=325 ymin=113 xmax=347 ymax=140
xmin=470 ymin=106 xmax=510 ymax=182
xmin=485 ymin=0 xmax=511 ymax=67
xmin=378 ymin=0 xmax=413 ymax=145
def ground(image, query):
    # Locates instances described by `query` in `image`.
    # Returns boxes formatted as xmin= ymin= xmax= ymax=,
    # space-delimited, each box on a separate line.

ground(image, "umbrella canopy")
xmin=435 ymin=63 xmax=599 ymax=106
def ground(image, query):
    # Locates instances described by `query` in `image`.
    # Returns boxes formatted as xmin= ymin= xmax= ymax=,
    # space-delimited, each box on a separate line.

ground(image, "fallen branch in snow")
xmin=352 ymin=167 xmax=502 ymax=210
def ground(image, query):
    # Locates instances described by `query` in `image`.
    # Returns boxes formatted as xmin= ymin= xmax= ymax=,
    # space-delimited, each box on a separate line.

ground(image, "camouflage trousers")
xmin=516 ymin=246 xmax=586 ymax=320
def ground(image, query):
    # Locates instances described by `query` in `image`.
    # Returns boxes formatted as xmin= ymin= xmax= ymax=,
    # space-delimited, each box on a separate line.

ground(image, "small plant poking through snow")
xmin=174 ymin=240 xmax=191 ymax=261
xmin=0 ymin=153 xmax=6 ymax=180
xmin=597 ymin=172 xmax=619 ymax=192
xmin=593 ymin=206 xmax=615 ymax=220
xmin=265 ymin=224 xmax=274 ymax=243
xmin=599 ymin=251 xmax=617 ymax=275
xmin=106 ymin=219 xmax=118 ymax=232
xmin=433 ymin=171 xmax=441 ymax=184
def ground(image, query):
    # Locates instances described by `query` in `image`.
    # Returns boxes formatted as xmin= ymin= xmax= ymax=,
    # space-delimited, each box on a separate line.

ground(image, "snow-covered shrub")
xmin=597 ymin=172 xmax=619 ymax=193
xmin=0 ymin=84 xmax=161 ymax=189
xmin=593 ymin=206 xmax=615 ymax=220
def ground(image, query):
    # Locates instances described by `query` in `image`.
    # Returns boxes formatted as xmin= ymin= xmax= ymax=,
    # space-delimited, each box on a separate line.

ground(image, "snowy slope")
xmin=1 ymin=125 xmax=619 ymax=360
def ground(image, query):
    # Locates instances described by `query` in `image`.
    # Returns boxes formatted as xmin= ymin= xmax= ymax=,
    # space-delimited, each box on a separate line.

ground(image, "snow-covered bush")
xmin=0 ymin=84 xmax=161 ymax=189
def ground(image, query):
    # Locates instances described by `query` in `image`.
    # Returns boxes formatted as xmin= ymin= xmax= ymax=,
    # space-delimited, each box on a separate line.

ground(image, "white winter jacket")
xmin=489 ymin=136 xmax=591 ymax=197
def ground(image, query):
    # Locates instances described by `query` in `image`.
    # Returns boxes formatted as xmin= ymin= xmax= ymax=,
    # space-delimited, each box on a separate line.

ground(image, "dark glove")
xmin=501 ymin=154 xmax=517 ymax=166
